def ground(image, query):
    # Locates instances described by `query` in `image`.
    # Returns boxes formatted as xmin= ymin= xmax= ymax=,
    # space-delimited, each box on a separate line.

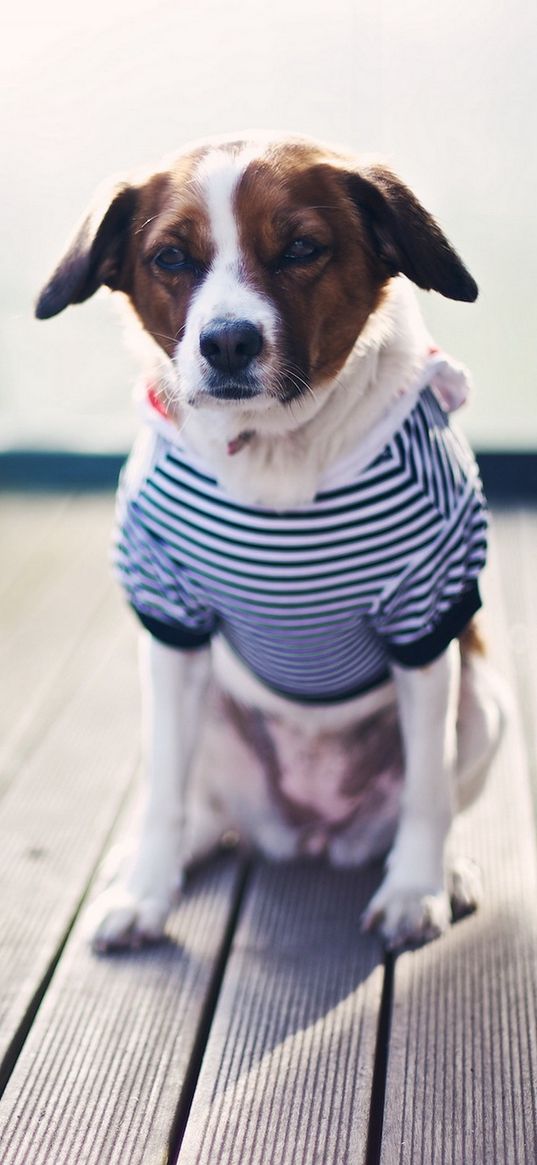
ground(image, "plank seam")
xmin=365 ymin=952 xmax=395 ymax=1165
xmin=168 ymin=857 xmax=253 ymax=1165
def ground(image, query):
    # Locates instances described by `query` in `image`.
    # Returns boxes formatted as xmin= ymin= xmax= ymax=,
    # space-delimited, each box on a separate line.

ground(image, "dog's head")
xmin=36 ymin=134 xmax=477 ymax=415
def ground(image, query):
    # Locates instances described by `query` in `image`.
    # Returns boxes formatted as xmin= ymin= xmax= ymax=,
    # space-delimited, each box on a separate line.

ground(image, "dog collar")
xmin=147 ymin=384 xmax=169 ymax=419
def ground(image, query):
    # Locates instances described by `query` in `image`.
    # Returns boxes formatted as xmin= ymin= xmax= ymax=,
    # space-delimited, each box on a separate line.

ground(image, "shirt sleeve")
xmin=372 ymin=483 xmax=488 ymax=668
xmin=112 ymin=494 xmax=218 ymax=649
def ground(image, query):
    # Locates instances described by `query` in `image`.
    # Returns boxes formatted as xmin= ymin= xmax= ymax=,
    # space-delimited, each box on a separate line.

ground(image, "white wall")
xmin=2 ymin=0 xmax=536 ymax=450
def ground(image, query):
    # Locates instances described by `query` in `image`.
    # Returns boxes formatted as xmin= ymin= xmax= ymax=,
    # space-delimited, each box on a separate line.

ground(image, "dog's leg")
xmin=363 ymin=640 xmax=460 ymax=948
xmin=89 ymin=632 xmax=210 ymax=952
xmin=443 ymin=650 xmax=508 ymax=921
xmin=455 ymin=650 xmax=508 ymax=809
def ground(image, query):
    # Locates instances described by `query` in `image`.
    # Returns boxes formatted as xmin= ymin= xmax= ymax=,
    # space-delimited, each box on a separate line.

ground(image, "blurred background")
xmin=2 ymin=0 xmax=536 ymax=457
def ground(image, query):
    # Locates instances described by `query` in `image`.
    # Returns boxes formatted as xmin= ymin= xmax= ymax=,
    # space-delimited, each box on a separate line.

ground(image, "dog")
xmin=36 ymin=132 xmax=506 ymax=952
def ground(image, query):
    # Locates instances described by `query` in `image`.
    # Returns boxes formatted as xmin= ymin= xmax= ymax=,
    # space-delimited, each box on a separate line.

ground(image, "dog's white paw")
xmin=88 ymin=886 xmax=174 ymax=954
xmin=362 ymin=879 xmax=451 ymax=949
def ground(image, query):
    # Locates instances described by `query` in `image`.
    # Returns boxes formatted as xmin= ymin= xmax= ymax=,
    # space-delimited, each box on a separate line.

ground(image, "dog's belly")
xmin=219 ymin=691 xmax=404 ymax=841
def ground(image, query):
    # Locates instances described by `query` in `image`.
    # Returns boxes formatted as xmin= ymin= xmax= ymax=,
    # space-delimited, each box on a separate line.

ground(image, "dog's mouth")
xmin=191 ymin=370 xmax=311 ymax=408
xmin=189 ymin=367 xmax=263 ymax=405
xmin=205 ymin=382 xmax=261 ymax=402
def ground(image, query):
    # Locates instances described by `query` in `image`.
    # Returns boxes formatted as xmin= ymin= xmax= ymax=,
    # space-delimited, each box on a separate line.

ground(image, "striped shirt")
xmin=113 ymin=383 xmax=487 ymax=703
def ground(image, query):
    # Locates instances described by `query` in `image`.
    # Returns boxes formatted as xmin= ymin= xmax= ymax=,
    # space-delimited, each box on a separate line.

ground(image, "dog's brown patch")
xmin=460 ymin=617 xmax=487 ymax=657
xmin=121 ymin=153 xmax=215 ymax=358
xmin=340 ymin=705 xmax=404 ymax=797
xmin=233 ymin=143 xmax=386 ymax=395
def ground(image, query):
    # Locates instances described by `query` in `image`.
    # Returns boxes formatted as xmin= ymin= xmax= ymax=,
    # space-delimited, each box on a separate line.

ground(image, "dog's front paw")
xmin=88 ymin=885 xmax=176 ymax=954
xmin=362 ymin=879 xmax=451 ymax=949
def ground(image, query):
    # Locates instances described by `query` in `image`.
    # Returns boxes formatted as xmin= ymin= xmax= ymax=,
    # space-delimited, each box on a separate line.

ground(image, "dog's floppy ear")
xmin=35 ymin=181 xmax=138 ymax=319
xmin=345 ymin=164 xmax=478 ymax=303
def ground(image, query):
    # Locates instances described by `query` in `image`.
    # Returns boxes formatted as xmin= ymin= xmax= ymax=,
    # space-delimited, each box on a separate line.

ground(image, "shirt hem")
xmin=383 ymin=581 xmax=482 ymax=668
xmin=133 ymin=607 xmax=215 ymax=649
xmin=218 ymin=633 xmax=393 ymax=703
xmin=248 ymin=669 xmax=394 ymax=705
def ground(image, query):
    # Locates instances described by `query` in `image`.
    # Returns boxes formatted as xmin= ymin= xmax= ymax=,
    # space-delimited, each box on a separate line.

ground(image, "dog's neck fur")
xmin=155 ymin=277 xmax=431 ymax=509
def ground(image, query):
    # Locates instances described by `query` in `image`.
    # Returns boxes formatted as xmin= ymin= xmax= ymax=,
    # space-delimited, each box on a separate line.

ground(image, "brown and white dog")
xmin=36 ymin=133 xmax=506 ymax=951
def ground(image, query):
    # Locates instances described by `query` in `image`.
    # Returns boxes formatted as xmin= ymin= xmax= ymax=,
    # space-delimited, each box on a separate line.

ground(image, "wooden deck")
xmin=0 ymin=493 xmax=536 ymax=1164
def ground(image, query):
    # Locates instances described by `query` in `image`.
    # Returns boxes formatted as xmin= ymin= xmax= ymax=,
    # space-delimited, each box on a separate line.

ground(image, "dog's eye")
xmin=154 ymin=247 xmax=188 ymax=271
xmin=281 ymin=238 xmax=324 ymax=265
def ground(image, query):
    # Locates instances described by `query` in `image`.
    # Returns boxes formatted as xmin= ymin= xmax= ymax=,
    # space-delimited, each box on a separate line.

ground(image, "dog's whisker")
xmin=279 ymin=363 xmax=317 ymax=404
xmin=150 ymin=331 xmax=181 ymax=346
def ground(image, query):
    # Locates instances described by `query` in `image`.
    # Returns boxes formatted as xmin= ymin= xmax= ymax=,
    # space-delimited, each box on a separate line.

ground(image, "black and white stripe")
xmin=114 ymin=388 xmax=487 ymax=702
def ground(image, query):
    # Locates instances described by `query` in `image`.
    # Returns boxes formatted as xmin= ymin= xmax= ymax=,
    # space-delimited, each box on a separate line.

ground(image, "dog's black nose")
xmin=199 ymin=319 xmax=263 ymax=374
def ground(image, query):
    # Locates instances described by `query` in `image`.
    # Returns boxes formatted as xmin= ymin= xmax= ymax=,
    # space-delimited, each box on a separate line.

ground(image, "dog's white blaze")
xmin=198 ymin=148 xmax=247 ymax=265
xmin=196 ymin=148 xmax=278 ymax=334
xmin=173 ymin=148 xmax=278 ymax=399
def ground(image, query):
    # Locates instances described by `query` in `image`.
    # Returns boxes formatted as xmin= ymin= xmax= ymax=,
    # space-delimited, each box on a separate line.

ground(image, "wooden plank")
xmin=0 ymin=494 xmax=142 ymax=1069
xmin=379 ymin=527 xmax=537 ymax=1164
xmin=0 ymin=615 xmax=139 ymax=1071
xmin=0 ymin=493 xmax=123 ymax=787
xmin=0 ymin=492 xmax=72 ymax=596
xmin=0 ymin=850 xmax=245 ymax=1165
xmin=177 ymin=860 xmax=385 ymax=1165
xmin=493 ymin=508 xmax=537 ymax=808
xmin=0 ymin=493 xmax=112 ymax=623
xmin=0 ymin=584 xmax=135 ymax=793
